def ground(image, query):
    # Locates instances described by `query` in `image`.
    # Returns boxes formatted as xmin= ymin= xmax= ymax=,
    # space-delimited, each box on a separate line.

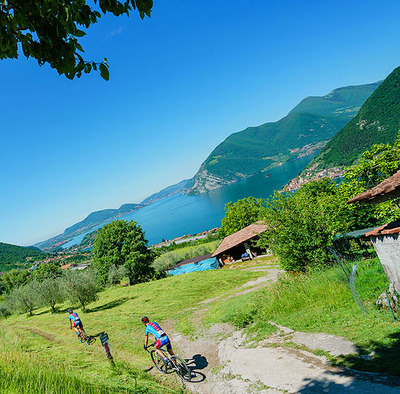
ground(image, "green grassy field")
xmin=0 ymin=266 xmax=265 ymax=393
xmin=203 ymin=257 xmax=400 ymax=375
xmin=2 ymin=255 xmax=400 ymax=392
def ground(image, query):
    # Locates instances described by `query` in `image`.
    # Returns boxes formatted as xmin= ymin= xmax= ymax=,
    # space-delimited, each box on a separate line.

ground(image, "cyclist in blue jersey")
xmin=142 ymin=316 xmax=175 ymax=362
xmin=68 ymin=309 xmax=84 ymax=339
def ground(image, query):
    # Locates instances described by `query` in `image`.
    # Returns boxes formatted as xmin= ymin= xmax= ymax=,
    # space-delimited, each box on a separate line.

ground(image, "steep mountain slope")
xmin=0 ymin=242 xmax=47 ymax=271
xmin=190 ymin=82 xmax=380 ymax=194
xmin=305 ymin=66 xmax=400 ymax=171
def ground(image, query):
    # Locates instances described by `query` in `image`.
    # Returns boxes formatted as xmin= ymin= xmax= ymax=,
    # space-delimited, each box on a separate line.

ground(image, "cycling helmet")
xmin=141 ymin=316 xmax=149 ymax=323
xmin=68 ymin=309 xmax=73 ymax=313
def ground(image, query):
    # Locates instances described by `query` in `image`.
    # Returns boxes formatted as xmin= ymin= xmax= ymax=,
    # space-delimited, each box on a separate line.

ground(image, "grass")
xmin=201 ymin=257 xmax=400 ymax=376
xmin=0 ymin=267 xmax=264 ymax=393
xmin=3 ymin=254 xmax=400 ymax=390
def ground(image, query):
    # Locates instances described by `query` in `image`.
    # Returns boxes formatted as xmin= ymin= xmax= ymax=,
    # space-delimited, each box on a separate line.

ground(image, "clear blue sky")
xmin=1 ymin=0 xmax=400 ymax=246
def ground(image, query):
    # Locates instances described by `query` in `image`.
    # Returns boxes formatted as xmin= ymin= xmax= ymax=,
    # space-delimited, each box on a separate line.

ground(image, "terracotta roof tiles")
xmin=212 ymin=221 xmax=267 ymax=257
xmin=347 ymin=170 xmax=400 ymax=205
xmin=365 ymin=220 xmax=400 ymax=237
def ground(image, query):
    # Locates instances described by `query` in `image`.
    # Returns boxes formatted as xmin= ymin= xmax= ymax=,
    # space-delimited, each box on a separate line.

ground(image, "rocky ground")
xmin=169 ymin=262 xmax=400 ymax=393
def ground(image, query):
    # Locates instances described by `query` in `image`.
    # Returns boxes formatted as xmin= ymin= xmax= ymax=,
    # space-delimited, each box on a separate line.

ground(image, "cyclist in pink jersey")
xmin=142 ymin=316 xmax=175 ymax=362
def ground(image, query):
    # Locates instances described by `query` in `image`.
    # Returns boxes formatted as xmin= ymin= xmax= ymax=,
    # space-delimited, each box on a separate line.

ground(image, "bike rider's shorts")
xmin=74 ymin=321 xmax=83 ymax=329
xmin=155 ymin=335 xmax=171 ymax=350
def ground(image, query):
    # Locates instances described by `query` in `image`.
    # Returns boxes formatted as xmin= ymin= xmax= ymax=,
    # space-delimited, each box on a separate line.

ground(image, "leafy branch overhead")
xmin=0 ymin=0 xmax=153 ymax=80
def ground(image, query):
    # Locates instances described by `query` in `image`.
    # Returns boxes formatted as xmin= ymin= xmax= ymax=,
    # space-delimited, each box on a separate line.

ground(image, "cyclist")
xmin=142 ymin=316 xmax=175 ymax=363
xmin=68 ymin=309 xmax=84 ymax=339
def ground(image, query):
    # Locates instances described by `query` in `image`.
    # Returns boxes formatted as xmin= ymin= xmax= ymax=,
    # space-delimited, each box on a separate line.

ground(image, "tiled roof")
xmin=347 ymin=170 xmax=400 ymax=205
xmin=365 ymin=220 xmax=400 ymax=237
xmin=212 ymin=221 xmax=267 ymax=257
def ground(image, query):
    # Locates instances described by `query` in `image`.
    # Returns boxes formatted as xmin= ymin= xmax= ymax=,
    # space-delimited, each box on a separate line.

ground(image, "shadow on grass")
xmin=298 ymin=368 xmax=400 ymax=393
xmin=185 ymin=353 xmax=207 ymax=383
xmin=332 ymin=331 xmax=400 ymax=383
xmin=86 ymin=297 xmax=134 ymax=313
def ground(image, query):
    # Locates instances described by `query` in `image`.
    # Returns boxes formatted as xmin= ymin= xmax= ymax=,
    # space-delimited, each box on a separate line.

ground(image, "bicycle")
xmin=76 ymin=326 xmax=92 ymax=345
xmin=145 ymin=343 xmax=192 ymax=381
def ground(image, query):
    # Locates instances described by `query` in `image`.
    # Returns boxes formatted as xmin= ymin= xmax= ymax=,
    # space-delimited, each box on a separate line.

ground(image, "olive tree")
xmin=4 ymin=281 xmax=40 ymax=316
xmin=37 ymin=277 xmax=65 ymax=313
xmin=61 ymin=269 xmax=100 ymax=312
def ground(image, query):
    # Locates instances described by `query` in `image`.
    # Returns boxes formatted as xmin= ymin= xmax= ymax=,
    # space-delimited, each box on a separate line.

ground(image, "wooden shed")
xmin=347 ymin=171 xmax=400 ymax=292
xmin=212 ymin=221 xmax=268 ymax=265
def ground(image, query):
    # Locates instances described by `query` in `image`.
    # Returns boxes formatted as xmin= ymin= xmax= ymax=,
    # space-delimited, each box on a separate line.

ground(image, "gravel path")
xmin=170 ymin=269 xmax=400 ymax=393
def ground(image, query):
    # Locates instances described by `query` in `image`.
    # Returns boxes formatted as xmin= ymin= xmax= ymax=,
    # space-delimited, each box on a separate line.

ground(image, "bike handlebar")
xmin=144 ymin=342 xmax=156 ymax=352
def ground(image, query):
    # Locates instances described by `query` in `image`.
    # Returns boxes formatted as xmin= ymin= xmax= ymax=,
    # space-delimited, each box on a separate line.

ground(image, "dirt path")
xmin=170 ymin=269 xmax=400 ymax=393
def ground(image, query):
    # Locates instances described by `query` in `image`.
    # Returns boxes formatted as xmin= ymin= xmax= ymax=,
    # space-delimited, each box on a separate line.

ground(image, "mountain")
xmin=302 ymin=66 xmax=400 ymax=172
xmin=34 ymin=178 xmax=196 ymax=251
xmin=64 ymin=203 xmax=142 ymax=235
xmin=190 ymin=82 xmax=381 ymax=194
xmin=141 ymin=178 xmax=194 ymax=205
xmin=0 ymin=242 xmax=47 ymax=272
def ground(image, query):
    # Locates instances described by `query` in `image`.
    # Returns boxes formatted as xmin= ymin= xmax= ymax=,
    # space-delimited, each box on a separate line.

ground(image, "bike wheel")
xmin=150 ymin=350 xmax=168 ymax=374
xmin=171 ymin=355 xmax=192 ymax=381
xmin=80 ymin=330 xmax=90 ymax=345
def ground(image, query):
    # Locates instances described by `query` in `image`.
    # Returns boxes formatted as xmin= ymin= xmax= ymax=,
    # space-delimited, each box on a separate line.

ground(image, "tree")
xmin=93 ymin=220 xmax=154 ymax=285
xmin=61 ymin=269 xmax=99 ymax=312
xmin=219 ymin=197 xmax=266 ymax=238
xmin=32 ymin=262 xmax=61 ymax=281
xmin=0 ymin=0 xmax=153 ymax=80
xmin=37 ymin=277 xmax=65 ymax=313
xmin=108 ymin=265 xmax=127 ymax=285
xmin=2 ymin=269 xmax=28 ymax=292
xmin=340 ymin=136 xmax=400 ymax=225
xmin=260 ymin=180 xmax=346 ymax=272
xmin=5 ymin=281 xmax=40 ymax=316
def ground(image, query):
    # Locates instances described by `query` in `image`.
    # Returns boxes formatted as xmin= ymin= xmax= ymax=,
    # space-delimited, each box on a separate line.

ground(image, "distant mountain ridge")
xmin=34 ymin=178 xmax=195 ymax=251
xmin=189 ymin=82 xmax=380 ymax=194
xmin=0 ymin=242 xmax=46 ymax=272
xmin=302 ymin=66 xmax=400 ymax=172
xmin=34 ymin=81 xmax=382 ymax=251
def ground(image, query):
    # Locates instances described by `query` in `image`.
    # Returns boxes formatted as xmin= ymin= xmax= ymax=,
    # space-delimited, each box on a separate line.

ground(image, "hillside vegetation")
xmin=0 ymin=267 xmax=264 ymax=392
xmin=2 ymin=256 xmax=399 ymax=393
xmin=190 ymin=82 xmax=379 ymax=193
xmin=308 ymin=66 xmax=400 ymax=171
xmin=0 ymin=242 xmax=46 ymax=272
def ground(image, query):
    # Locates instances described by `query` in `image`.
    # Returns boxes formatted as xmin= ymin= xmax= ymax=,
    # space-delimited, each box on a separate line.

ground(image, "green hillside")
xmin=190 ymin=82 xmax=380 ymax=193
xmin=309 ymin=66 xmax=400 ymax=169
xmin=0 ymin=242 xmax=46 ymax=272
xmin=0 ymin=264 xmax=266 ymax=393
xmin=1 ymin=257 xmax=399 ymax=392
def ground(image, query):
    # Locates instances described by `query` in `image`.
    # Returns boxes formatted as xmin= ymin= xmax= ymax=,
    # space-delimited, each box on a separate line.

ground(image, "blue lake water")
xmin=62 ymin=153 xmax=317 ymax=249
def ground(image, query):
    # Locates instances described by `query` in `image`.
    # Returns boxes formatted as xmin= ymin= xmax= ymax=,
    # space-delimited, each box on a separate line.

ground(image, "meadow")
xmin=0 ymin=266 xmax=264 ymax=393
xmin=1 ymin=255 xmax=400 ymax=392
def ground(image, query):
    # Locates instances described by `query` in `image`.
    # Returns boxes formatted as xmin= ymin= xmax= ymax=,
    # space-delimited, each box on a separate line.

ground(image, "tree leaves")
xmin=0 ymin=0 xmax=153 ymax=80
xmin=99 ymin=62 xmax=109 ymax=81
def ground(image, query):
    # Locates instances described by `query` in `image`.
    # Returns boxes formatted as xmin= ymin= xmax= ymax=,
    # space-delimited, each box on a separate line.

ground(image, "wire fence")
xmin=328 ymin=239 xmax=398 ymax=322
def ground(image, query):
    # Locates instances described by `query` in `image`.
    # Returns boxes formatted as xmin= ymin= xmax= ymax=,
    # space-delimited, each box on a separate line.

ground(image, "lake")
xmin=62 ymin=153 xmax=317 ymax=248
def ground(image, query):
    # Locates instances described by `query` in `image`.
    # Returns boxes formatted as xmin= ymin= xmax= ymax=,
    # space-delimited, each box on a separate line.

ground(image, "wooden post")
xmin=100 ymin=332 xmax=114 ymax=366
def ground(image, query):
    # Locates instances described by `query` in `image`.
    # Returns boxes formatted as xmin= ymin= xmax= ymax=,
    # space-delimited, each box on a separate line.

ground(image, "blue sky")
xmin=2 ymin=0 xmax=400 ymax=246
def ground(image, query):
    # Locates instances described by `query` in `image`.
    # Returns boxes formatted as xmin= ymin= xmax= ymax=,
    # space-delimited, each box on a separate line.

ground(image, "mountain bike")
xmin=76 ymin=327 xmax=92 ymax=345
xmin=145 ymin=343 xmax=192 ymax=381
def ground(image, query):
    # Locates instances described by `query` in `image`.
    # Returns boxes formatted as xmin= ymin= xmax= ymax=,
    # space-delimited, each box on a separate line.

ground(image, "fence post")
xmin=100 ymin=332 xmax=114 ymax=366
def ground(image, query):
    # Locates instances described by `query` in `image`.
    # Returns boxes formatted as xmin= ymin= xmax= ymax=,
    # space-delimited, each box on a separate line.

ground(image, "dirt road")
xmin=170 ymin=264 xmax=400 ymax=393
